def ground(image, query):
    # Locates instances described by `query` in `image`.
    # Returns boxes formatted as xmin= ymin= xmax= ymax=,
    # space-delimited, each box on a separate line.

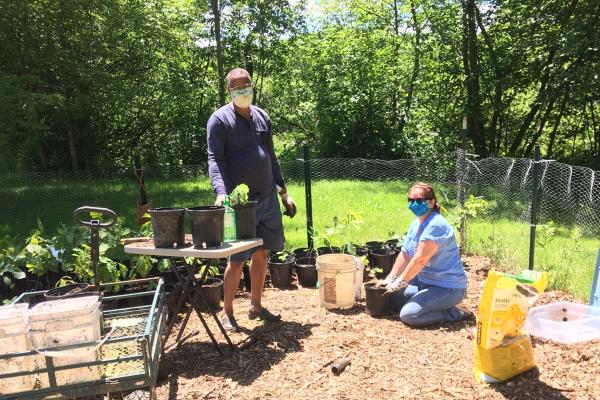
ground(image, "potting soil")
xmin=156 ymin=255 xmax=600 ymax=400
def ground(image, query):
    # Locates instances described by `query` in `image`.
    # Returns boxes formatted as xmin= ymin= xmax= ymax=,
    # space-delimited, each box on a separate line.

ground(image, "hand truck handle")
xmin=74 ymin=206 xmax=118 ymax=228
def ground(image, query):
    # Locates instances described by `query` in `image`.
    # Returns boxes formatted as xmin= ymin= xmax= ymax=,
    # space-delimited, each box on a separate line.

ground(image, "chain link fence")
xmin=1 ymin=153 xmax=598 ymax=232
xmin=1 ymin=154 xmax=598 ymax=231
xmin=1 ymin=153 xmax=598 ymax=298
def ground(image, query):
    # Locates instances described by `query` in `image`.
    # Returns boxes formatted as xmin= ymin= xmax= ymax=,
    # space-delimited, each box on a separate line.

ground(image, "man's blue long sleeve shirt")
xmin=207 ymin=103 xmax=285 ymax=200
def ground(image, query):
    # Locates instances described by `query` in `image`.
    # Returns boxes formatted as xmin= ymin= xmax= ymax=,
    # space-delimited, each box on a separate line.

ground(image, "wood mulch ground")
xmin=155 ymin=255 xmax=600 ymax=400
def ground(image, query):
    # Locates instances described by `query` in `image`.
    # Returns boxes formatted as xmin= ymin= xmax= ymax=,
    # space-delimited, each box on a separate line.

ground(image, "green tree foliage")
xmin=0 ymin=0 xmax=598 ymax=170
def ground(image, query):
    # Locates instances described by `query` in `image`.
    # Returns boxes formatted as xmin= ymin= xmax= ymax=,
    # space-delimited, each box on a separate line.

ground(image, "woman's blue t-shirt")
xmin=402 ymin=212 xmax=467 ymax=289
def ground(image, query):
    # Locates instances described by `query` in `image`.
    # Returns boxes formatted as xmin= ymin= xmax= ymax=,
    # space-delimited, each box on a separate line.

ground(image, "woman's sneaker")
xmin=452 ymin=305 xmax=474 ymax=321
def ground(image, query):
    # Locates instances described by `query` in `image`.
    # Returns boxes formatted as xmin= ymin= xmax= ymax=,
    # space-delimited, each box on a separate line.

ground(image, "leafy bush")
xmin=0 ymin=215 xmax=163 ymax=301
xmin=0 ymin=246 xmax=26 ymax=288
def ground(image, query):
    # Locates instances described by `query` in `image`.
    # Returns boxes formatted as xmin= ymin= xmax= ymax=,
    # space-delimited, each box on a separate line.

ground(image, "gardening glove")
xmin=214 ymin=194 xmax=226 ymax=206
xmin=377 ymin=273 xmax=398 ymax=288
xmin=385 ymin=276 xmax=408 ymax=294
xmin=280 ymin=193 xmax=297 ymax=218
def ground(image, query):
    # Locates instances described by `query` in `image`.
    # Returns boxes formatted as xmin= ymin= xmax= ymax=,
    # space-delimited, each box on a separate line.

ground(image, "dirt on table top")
xmin=156 ymin=255 xmax=600 ymax=400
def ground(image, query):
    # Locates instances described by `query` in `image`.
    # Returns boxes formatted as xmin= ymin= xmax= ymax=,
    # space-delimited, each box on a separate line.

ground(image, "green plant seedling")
xmin=272 ymin=251 xmax=293 ymax=263
xmin=56 ymin=276 xmax=77 ymax=287
xmin=230 ymin=183 xmax=250 ymax=206
xmin=359 ymin=254 xmax=369 ymax=267
xmin=371 ymin=266 xmax=383 ymax=279
xmin=197 ymin=263 xmax=220 ymax=278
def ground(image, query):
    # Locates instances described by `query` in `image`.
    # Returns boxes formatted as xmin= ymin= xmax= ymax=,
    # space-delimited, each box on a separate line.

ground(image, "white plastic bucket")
xmin=354 ymin=257 xmax=366 ymax=300
xmin=317 ymin=254 xmax=357 ymax=309
xmin=0 ymin=304 xmax=35 ymax=395
xmin=29 ymin=296 xmax=102 ymax=388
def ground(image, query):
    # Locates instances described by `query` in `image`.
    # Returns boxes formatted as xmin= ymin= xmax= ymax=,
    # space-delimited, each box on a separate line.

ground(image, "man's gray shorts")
xmin=230 ymin=190 xmax=284 ymax=262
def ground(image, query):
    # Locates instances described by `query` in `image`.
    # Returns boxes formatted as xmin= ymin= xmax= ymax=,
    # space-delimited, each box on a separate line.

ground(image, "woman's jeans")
xmin=389 ymin=278 xmax=467 ymax=327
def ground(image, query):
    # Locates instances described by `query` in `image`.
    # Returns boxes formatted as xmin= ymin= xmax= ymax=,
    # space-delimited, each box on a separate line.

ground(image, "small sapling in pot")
xmin=268 ymin=251 xmax=295 ymax=289
xmin=230 ymin=184 xmax=258 ymax=239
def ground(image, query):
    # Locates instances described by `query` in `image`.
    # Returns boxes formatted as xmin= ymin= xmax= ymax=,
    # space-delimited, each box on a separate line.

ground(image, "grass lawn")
xmin=1 ymin=178 xmax=597 ymax=300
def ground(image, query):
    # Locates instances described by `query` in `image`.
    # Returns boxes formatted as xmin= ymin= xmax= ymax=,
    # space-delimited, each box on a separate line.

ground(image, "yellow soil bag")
xmin=473 ymin=269 xmax=548 ymax=383
xmin=473 ymin=334 xmax=536 ymax=383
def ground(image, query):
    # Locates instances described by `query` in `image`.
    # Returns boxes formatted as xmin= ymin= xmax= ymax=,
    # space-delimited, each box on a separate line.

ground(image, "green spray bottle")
xmin=223 ymin=195 xmax=237 ymax=242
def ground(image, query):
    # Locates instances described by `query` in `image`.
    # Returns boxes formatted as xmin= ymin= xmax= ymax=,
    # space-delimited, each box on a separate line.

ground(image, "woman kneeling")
xmin=380 ymin=182 xmax=471 ymax=327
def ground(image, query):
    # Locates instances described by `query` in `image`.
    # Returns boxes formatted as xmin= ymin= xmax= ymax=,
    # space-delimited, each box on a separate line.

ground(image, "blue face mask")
xmin=408 ymin=200 xmax=430 ymax=217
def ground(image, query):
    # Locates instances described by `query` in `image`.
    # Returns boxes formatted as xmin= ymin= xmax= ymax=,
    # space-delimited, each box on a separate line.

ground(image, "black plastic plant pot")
xmin=214 ymin=274 xmax=225 ymax=298
xmin=317 ymin=246 xmax=341 ymax=255
xmin=369 ymin=248 xmax=398 ymax=278
xmin=295 ymin=257 xmax=317 ymax=287
xmin=365 ymin=241 xmax=384 ymax=268
xmin=354 ymin=246 xmax=369 ymax=257
xmin=365 ymin=241 xmax=384 ymax=250
xmin=295 ymin=255 xmax=316 ymax=267
xmin=233 ymin=201 xmax=258 ymax=239
xmin=198 ymin=278 xmax=223 ymax=311
xmin=149 ymin=207 xmax=186 ymax=248
xmin=293 ymin=247 xmax=317 ymax=258
xmin=165 ymin=283 xmax=183 ymax=316
xmin=188 ymin=206 xmax=225 ymax=248
xmin=44 ymin=283 xmax=90 ymax=300
xmin=386 ymin=239 xmax=399 ymax=249
xmin=364 ymin=282 xmax=390 ymax=317
xmin=268 ymin=256 xmax=294 ymax=289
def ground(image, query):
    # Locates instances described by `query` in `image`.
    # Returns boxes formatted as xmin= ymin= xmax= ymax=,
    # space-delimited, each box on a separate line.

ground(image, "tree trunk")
xmin=461 ymin=0 xmax=486 ymax=156
xmin=510 ymin=0 xmax=579 ymax=155
xmin=398 ymin=1 xmax=421 ymax=137
xmin=211 ymin=0 xmax=226 ymax=106
xmin=66 ymin=119 xmax=78 ymax=171
xmin=392 ymin=0 xmax=399 ymax=127
xmin=590 ymin=98 xmax=599 ymax=157
xmin=38 ymin=144 xmax=48 ymax=170
xmin=475 ymin=6 xmax=501 ymax=156
xmin=546 ymin=90 xmax=568 ymax=158
xmin=524 ymin=95 xmax=557 ymax=157
xmin=508 ymin=52 xmax=554 ymax=154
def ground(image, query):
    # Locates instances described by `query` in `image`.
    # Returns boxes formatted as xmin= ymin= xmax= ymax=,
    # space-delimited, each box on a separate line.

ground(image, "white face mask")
xmin=231 ymin=88 xmax=253 ymax=108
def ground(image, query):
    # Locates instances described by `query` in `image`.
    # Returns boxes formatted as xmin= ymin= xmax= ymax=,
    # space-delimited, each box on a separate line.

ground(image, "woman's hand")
xmin=377 ymin=273 xmax=398 ymax=287
xmin=384 ymin=276 xmax=408 ymax=294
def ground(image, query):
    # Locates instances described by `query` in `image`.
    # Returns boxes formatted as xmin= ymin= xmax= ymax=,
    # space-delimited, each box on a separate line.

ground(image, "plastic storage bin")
xmin=28 ymin=295 xmax=103 ymax=388
xmin=0 ymin=304 xmax=36 ymax=395
xmin=525 ymin=301 xmax=600 ymax=344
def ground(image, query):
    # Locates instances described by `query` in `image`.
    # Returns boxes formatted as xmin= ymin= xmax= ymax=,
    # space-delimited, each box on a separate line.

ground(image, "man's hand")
xmin=280 ymin=193 xmax=297 ymax=218
xmin=385 ymin=276 xmax=408 ymax=294
xmin=215 ymin=194 xmax=226 ymax=206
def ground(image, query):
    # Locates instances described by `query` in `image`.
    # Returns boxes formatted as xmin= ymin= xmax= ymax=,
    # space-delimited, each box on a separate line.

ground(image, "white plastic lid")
xmin=29 ymin=296 xmax=100 ymax=321
xmin=0 ymin=303 xmax=29 ymax=323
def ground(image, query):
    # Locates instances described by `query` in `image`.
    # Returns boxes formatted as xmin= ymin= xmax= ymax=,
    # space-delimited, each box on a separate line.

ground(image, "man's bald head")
xmin=226 ymin=68 xmax=252 ymax=90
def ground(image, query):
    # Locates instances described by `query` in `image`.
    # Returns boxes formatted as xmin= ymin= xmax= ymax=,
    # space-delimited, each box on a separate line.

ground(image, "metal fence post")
xmin=457 ymin=117 xmax=468 ymax=253
xmin=303 ymin=144 xmax=314 ymax=249
xmin=529 ymin=144 xmax=541 ymax=270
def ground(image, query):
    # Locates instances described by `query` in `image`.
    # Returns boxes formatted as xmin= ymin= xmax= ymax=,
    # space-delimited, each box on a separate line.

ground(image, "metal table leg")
xmin=162 ymin=258 xmax=236 ymax=355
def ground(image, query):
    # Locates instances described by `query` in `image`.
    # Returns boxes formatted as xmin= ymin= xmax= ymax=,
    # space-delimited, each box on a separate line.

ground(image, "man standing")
xmin=207 ymin=68 xmax=297 ymax=331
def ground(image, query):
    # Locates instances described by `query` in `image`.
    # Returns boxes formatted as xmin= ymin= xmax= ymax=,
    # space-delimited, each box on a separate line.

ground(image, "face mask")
xmin=231 ymin=88 xmax=253 ymax=108
xmin=408 ymin=200 xmax=430 ymax=217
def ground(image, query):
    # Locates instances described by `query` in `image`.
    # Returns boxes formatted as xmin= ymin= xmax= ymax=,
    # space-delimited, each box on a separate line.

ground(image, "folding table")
xmin=124 ymin=237 xmax=263 ymax=356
